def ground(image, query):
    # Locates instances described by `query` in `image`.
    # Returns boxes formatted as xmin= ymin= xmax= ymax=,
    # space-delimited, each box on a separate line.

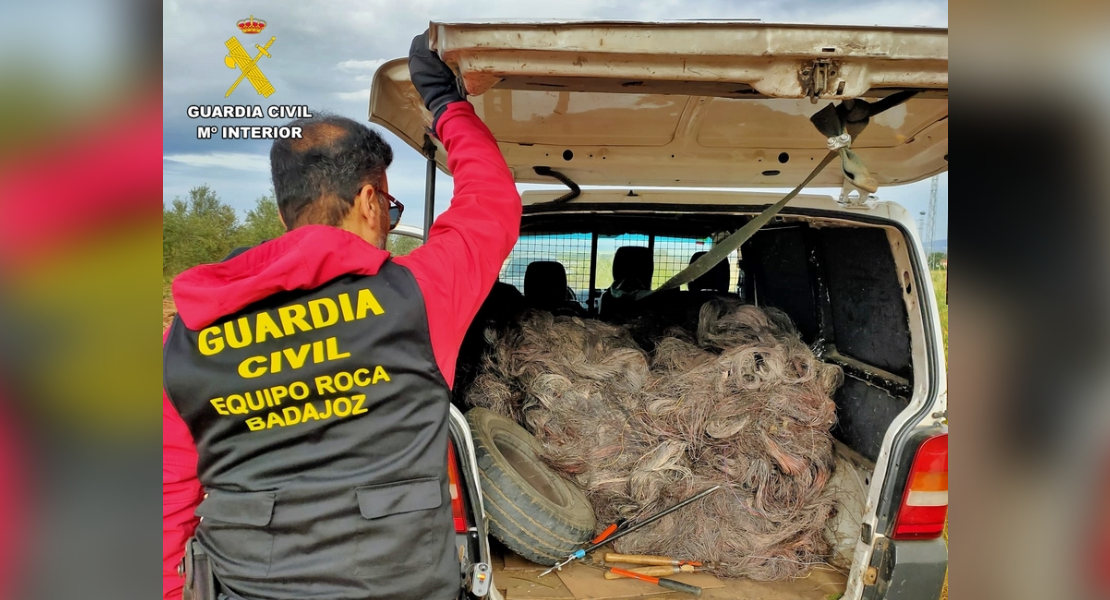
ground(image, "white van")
xmin=371 ymin=20 xmax=948 ymax=600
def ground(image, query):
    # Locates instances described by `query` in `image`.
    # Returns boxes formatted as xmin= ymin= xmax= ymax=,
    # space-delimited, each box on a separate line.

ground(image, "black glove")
xmin=408 ymin=31 xmax=465 ymax=132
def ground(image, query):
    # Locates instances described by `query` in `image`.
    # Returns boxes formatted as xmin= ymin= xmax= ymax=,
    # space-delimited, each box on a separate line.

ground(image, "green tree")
xmin=239 ymin=195 xmax=286 ymax=248
xmin=928 ymin=251 xmax=947 ymax=270
xmin=164 ymin=187 xmax=423 ymax=279
xmin=163 ymin=185 xmax=241 ymax=276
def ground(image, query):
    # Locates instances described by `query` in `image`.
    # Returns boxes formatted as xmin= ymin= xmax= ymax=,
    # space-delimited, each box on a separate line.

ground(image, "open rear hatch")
xmin=369 ymin=21 xmax=948 ymax=189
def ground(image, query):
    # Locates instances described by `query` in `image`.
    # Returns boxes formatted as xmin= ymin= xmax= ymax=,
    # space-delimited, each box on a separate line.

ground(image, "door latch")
xmin=801 ymin=60 xmax=838 ymax=103
xmin=467 ymin=562 xmax=493 ymax=596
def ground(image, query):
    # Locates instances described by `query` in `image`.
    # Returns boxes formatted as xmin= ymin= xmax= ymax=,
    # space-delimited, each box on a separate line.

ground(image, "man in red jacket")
xmin=162 ymin=32 xmax=521 ymax=600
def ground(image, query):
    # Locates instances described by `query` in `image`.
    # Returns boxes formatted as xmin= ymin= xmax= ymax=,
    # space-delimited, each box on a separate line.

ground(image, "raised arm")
xmin=393 ymin=32 xmax=521 ymax=385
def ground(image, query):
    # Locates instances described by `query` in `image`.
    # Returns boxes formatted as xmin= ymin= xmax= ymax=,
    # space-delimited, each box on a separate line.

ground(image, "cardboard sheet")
xmin=499 ymin=569 xmax=576 ymax=600
xmin=554 ymin=561 xmax=724 ymax=600
xmin=492 ymin=547 xmax=846 ymax=600
xmin=503 ymin=551 xmax=548 ymax=572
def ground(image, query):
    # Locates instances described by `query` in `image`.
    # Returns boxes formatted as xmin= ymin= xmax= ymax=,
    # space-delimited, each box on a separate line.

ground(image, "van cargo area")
xmin=459 ymin=196 xmax=923 ymax=471
xmin=451 ymin=192 xmax=938 ymax=599
xmin=370 ymin=20 xmax=948 ymax=600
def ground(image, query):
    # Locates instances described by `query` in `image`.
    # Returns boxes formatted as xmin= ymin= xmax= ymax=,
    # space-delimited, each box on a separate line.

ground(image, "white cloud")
xmin=334 ymin=59 xmax=389 ymax=94
xmin=164 ymin=152 xmax=270 ymax=172
xmin=337 ymin=58 xmax=388 ymax=72
xmin=334 ymin=88 xmax=372 ymax=102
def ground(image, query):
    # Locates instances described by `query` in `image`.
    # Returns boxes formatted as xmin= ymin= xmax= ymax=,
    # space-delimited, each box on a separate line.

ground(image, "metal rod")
xmin=422 ymin=135 xmax=437 ymax=243
xmin=583 ymin=485 xmax=721 ymax=554
xmin=588 ymin=232 xmax=599 ymax=315
xmin=538 ymin=485 xmax=721 ymax=578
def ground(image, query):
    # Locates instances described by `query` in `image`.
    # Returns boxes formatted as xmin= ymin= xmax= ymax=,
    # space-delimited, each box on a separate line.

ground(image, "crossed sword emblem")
xmin=224 ymin=36 xmax=276 ymax=98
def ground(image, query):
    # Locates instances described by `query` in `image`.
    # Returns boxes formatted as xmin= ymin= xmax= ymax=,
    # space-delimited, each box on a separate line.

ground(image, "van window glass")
xmin=500 ymin=233 xmax=592 ymax=295
xmin=652 ymin=236 xmax=742 ymax=294
xmin=503 ymin=232 xmax=745 ymax=301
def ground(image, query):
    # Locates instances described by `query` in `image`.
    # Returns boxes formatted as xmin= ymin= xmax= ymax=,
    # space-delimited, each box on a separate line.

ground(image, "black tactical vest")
xmin=164 ymin=263 xmax=458 ymax=600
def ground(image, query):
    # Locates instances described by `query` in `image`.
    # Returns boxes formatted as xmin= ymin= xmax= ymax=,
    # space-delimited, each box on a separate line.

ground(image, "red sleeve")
xmin=163 ymin=329 xmax=203 ymax=600
xmin=0 ymin=92 xmax=160 ymax=267
xmin=394 ymin=102 xmax=521 ymax=387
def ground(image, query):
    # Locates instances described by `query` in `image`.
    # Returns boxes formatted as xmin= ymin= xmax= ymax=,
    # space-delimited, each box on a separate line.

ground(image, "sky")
xmin=162 ymin=0 xmax=948 ymax=243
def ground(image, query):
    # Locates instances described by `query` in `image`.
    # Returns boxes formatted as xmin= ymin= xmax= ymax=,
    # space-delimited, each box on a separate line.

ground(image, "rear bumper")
xmin=863 ymin=537 xmax=948 ymax=600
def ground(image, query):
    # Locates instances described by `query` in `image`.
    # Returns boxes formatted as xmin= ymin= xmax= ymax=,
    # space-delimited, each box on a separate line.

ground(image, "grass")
xmin=941 ymin=524 xmax=948 ymax=600
xmin=163 ymin=278 xmax=176 ymax=331
xmin=933 ymin=269 xmax=949 ymax=600
xmin=933 ymin=269 xmax=948 ymax=360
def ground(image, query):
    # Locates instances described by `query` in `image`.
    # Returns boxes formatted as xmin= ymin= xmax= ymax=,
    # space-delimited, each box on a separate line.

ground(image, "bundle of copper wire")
xmin=466 ymin=300 xmax=843 ymax=580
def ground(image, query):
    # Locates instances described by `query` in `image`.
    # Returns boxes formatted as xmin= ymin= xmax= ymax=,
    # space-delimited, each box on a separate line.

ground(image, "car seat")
xmin=599 ymin=247 xmax=654 ymax=320
xmin=525 ymin=261 xmax=584 ymax=315
xmin=687 ymin=251 xmax=731 ymax=293
xmin=453 ymin=281 xmax=526 ymax=398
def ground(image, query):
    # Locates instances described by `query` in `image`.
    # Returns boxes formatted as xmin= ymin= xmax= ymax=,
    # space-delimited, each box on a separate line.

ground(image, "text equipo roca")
xmin=209 ymin=366 xmax=394 ymax=432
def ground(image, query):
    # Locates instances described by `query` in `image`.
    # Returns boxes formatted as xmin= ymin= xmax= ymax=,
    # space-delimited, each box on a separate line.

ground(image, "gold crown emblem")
xmin=237 ymin=16 xmax=266 ymax=34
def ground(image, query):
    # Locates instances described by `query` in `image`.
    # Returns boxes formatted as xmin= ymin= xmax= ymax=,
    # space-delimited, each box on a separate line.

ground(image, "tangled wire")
xmin=466 ymin=299 xmax=844 ymax=581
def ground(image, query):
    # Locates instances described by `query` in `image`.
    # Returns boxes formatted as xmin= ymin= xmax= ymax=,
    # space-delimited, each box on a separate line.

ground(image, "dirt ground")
xmin=163 ymin=298 xmax=176 ymax=332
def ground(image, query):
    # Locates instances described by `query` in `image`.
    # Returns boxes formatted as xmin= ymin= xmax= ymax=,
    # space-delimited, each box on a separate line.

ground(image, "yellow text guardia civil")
xmin=197 ymin=287 xmax=394 ymax=433
xmin=197 ymin=288 xmax=384 ymax=379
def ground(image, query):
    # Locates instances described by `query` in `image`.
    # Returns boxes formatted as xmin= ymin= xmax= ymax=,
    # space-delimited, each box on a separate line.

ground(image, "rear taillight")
xmin=892 ymin=433 xmax=948 ymax=540
xmin=447 ymin=441 xmax=469 ymax=533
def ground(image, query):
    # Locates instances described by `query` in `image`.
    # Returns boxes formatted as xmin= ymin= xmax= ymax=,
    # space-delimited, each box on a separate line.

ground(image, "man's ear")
xmin=355 ymin=184 xmax=379 ymax=223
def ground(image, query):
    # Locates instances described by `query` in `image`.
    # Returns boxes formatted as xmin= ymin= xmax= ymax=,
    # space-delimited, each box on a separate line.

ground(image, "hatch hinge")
xmin=801 ymin=60 xmax=838 ymax=104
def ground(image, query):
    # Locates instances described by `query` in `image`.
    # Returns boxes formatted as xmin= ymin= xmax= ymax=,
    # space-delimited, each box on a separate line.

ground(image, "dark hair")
xmin=270 ymin=113 xmax=393 ymax=230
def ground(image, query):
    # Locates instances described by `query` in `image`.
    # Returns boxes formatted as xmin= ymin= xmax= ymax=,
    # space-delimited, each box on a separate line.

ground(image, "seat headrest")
xmin=524 ymin=261 xmax=569 ymax=310
xmin=612 ymin=246 xmax=654 ymax=291
xmin=687 ymin=251 xmax=730 ymax=293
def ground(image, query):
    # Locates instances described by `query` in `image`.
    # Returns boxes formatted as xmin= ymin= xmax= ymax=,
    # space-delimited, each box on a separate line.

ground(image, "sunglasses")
xmin=378 ymin=190 xmax=404 ymax=230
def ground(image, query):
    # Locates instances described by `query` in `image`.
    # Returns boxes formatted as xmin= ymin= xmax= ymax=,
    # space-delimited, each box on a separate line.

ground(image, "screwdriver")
xmin=607 ymin=567 xmax=702 ymax=596
xmin=539 ymin=485 xmax=722 ymax=577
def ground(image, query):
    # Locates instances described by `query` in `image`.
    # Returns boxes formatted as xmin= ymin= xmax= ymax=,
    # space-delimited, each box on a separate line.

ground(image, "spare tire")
xmin=467 ymin=408 xmax=596 ymax=565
